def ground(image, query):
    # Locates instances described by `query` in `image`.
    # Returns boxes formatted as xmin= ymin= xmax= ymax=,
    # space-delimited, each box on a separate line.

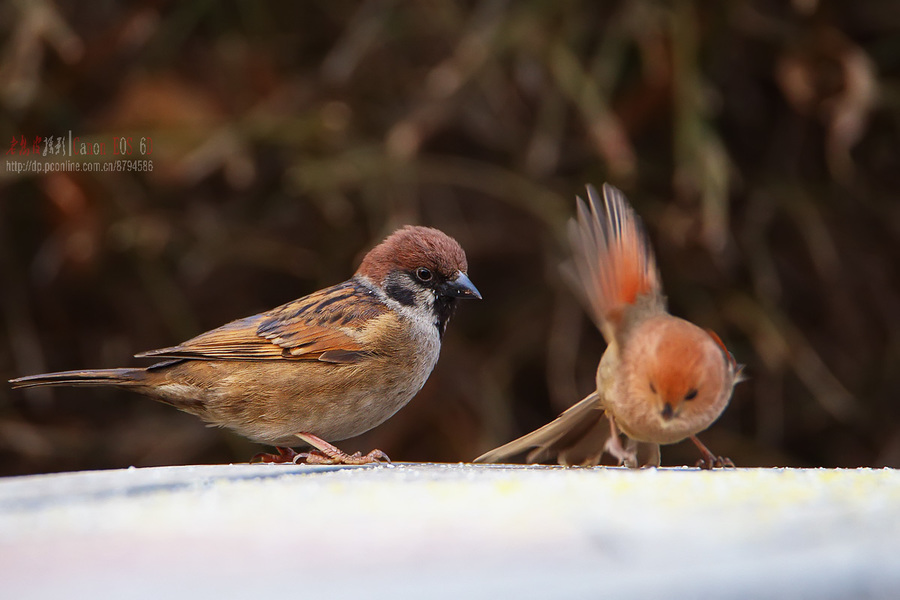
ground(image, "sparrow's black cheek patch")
xmin=385 ymin=282 xmax=416 ymax=307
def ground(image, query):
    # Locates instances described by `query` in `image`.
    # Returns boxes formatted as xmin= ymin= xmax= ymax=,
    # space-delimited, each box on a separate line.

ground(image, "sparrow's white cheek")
xmin=425 ymin=288 xmax=439 ymax=310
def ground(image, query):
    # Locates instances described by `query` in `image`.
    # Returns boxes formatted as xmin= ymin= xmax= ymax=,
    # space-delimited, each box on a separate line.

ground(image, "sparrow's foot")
xmin=295 ymin=448 xmax=391 ymax=465
xmin=293 ymin=432 xmax=391 ymax=465
xmin=250 ymin=446 xmax=300 ymax=464
xmin=689 ymin=435 xmax=734 ymax=470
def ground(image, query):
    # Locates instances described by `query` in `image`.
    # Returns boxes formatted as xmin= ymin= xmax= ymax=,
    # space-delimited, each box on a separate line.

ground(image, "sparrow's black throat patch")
xmin=432 ymin=296 xmax=457 ymax=339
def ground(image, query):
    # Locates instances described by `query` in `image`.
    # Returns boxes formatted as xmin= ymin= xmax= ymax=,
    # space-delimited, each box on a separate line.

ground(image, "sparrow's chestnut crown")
xmin=357 ymin=225 xmax=471 ymax=288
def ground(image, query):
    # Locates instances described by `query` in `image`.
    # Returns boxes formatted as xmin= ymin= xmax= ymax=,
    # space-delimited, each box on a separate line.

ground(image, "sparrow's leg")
xmin=604 ymin=416 xmax=638 ymax=467
xmin=250 ymin=446 xmax=300 ymax=464
xmin=689 ymin=435 xmax=734 ymax=470
xmin=293 ymin=432 xmax=391 ymax=465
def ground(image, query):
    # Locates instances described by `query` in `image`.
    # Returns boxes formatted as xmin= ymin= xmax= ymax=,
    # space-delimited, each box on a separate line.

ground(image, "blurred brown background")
xmin=1 ymin=0 xmax=898 ymax=476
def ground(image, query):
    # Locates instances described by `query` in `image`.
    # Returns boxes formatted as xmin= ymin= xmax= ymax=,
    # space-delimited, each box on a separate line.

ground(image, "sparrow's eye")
xmin=684 ymin=388 xmax=698 ymax=401
xmin=415 ymin=267 xmax=433 ymax=282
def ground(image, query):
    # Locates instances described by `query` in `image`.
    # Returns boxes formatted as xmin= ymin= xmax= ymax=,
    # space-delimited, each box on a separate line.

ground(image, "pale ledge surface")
xmin=1 ymin=463 xmax=898 ymax=599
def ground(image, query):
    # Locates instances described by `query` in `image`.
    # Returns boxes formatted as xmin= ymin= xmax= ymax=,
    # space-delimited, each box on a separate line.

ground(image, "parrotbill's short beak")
xmin=661 ymin=403 xmax=675 ymax=421
xmin=445 ymin=271 xmax=482 ymax=299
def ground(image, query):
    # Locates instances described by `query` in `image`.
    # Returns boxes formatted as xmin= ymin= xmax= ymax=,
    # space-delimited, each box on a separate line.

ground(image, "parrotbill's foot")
xmin=690 ymin=435 xmax=734 ymax=470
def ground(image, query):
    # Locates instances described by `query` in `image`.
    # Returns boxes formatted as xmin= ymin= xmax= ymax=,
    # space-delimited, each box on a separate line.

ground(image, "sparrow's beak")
xmin=444 ymin=271 xmax=482 ymax=300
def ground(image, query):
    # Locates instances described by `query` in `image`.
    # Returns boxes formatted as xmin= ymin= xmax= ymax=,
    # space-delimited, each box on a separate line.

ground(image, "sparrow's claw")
xmin=250 ymin=436 xmax=391 ymax=465
xmin=294 ymin=448 xmax=391 ymax=465
xmin=364 ymin=449 xmax=391 ymax=463
xmin=250 ymin=446 xmax=300 ymax=464
xmin=292 ymin=432 xmax=391 ymax=465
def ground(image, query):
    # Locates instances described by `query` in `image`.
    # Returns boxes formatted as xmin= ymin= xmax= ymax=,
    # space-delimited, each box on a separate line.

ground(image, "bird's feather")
xmin=568 ymin=183 xmax=663 ymax=339
xmin=474 ymin=391 xmax=612 ymax=466
xmin=136 ymin=278 xmax=385 ymax=364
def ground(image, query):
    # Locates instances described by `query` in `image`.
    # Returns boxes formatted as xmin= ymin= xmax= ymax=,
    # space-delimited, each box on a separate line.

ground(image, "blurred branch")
xmin=670 ymin=1 xmax=733 ymax=255
xmin=548 ymin=39 xmax=636 ymax=181
xmin=724 ymin=293 xmax=862 ymax=424
xmin=0 ymin=0 xmax=83 ymax=109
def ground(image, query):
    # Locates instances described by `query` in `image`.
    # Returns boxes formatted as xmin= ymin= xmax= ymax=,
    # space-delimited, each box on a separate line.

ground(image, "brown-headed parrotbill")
xmin=476 ymin=184 xmax=741 ymax=469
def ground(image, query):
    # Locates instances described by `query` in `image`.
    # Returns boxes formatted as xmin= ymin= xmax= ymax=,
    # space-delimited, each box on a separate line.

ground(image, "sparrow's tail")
xmin=566 ymin=183 xmax=663 ymax=337
xmin=9 ymin=368 xmax=147 ymax=389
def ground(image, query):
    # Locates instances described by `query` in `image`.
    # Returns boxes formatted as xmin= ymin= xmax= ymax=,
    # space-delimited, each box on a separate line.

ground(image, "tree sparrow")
xmin=11 ymin=226 xmax=481 ymax=465
xmin=476 ymin=184 xmax=741 ymax=469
